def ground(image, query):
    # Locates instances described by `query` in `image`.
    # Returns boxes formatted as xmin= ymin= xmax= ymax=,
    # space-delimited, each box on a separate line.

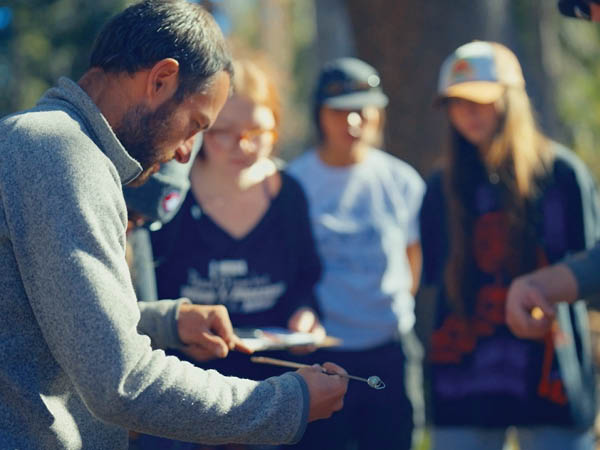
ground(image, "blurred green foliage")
xmin=0 ymin=1 xmax=128 ymax=114
xmin=556 ymin=19 xmax=600 ymax=179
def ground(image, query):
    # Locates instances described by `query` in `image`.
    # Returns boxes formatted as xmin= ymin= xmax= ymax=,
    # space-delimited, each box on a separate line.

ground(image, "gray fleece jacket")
xmin=0 ymin=77 xmax=308 ymax=449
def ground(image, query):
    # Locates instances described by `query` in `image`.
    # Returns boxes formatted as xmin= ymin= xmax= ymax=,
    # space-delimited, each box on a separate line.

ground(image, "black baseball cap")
xmin=558 ymin=0 xmax=599 ymax=19
xmin=314 ymin=57 xmax=389 ymax=110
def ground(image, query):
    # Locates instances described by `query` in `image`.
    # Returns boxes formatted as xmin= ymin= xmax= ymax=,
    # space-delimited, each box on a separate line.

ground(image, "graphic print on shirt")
xmin=180 ymin=259 xmax=286 ymax=313
xmin=430 ymin=209 xmax=566 ymax=405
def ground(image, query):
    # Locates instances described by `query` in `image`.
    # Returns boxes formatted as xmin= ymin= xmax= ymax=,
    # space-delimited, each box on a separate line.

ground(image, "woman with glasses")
xmin=287 ymin=57 xmax=425 ymax=450
xmin=150 ymin=55 xmax=324 ymax=391
xmin=420 ymin=41 xmax=598 ymax=450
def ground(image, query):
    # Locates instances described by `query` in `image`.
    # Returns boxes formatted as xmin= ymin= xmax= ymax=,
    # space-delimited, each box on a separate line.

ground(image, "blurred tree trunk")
xmin=314 ymin=0 xmax=356 ymax=66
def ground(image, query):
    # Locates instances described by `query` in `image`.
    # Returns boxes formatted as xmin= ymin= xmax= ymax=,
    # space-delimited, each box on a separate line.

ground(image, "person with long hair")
xmin=420 ymin=41 xmax=599 ymax=450
xmin=287 ymin=57 xmax=426 ymax=450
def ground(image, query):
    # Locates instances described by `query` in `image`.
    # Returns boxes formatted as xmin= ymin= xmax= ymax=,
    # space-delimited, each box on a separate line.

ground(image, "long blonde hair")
xmin=443 ymin=86 xmax=553 ymax=315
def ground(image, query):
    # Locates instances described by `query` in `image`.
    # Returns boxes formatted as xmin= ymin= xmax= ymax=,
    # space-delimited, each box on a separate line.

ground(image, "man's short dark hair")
xmin=90 ymin=0 xmax=233 ymax=102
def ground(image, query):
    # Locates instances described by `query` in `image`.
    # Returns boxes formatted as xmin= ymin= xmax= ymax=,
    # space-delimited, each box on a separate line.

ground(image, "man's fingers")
xmin=231 ymin=334 xmax=254 ymax=354
xmin=196 ymin=331 xmax=229 ymax=358
xmin=208 ymin=306 xmax=238 ymax=348
xmin=510 ymin=307 xmax=550 ymax=339
xmin=524 ymin=287 xmax=556 ymax=320
xmin=321 ymin=361 xmax=348 ymax=377
xmin=519 ymin=290 xmax=555 ymax=338
xmin=177 ymin=304 xmax=255 ymax=356
xmin=506 ymin=278 xmax=556 ymax=339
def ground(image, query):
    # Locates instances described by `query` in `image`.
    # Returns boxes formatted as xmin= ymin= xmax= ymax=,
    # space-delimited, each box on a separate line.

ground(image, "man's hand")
xmin=506 ymin=263 xmax=579 ymax=339
xmin=506 ymin=276 xmax=556 ymax=339
xmin=177 ymin=303 xmax=252 ymax=361
xmin=297 ymin=362 xmax=348 ymax=422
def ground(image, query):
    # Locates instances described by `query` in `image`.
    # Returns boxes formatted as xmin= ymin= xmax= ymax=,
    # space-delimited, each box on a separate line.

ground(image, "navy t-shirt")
xmin=420 ymin=153 xmax=590 ymax=428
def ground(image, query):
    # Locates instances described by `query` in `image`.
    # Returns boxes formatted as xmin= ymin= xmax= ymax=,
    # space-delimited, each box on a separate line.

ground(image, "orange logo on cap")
xmin=451 ymin=59 xmax=474 ymax=82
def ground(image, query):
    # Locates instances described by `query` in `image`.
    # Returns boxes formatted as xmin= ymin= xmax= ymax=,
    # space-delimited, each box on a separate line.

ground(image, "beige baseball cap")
xmin=436 ymin=41 xmax=525 ymax=105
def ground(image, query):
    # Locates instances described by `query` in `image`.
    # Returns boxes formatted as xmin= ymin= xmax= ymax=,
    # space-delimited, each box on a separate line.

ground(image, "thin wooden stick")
xmin=251 ymin=356 xmax=309 ymax=370
xmin=250 ymin=356 xmax=385 ymax=389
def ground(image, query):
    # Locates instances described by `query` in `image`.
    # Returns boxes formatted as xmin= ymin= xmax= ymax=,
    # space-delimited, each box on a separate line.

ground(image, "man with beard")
xmin=0 ymin=1 xmax=348 ymax=449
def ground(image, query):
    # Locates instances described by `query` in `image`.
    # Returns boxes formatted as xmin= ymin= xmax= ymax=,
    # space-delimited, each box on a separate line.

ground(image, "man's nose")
xmin=174 ymin=141 xmax=193 ymax=163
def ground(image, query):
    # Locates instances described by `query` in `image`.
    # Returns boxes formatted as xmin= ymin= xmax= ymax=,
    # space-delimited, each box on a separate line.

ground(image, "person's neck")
xmin=78 ymin=69 xmax=138 ymax=128
xmin=317 ymin=141 xmax=369 ymax=167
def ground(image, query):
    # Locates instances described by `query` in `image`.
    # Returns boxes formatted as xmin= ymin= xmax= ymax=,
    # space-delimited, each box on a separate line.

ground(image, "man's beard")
xmin=115 ymin=98 xmax=179 ymax=186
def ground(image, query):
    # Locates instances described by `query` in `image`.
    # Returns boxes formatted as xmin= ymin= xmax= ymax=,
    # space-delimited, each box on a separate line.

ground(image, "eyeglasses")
xmin=206 ymin=127 xmax=278 ymax=149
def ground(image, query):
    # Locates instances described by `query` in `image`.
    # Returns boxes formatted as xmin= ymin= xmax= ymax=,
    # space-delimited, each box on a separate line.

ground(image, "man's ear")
xmin=146 ymin=58 xmax=180 ymax=106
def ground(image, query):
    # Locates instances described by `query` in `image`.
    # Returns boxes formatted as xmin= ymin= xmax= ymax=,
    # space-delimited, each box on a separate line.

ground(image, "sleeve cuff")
xmin=564 ymin=248 xmax=600 ymax=298
xmin=171 ymin=298 xmax=192 ymax=348
xmin=288 ymin=372 xmax=310 ymax=444
xmin=137 ymin=298 xmax=191 ymax=350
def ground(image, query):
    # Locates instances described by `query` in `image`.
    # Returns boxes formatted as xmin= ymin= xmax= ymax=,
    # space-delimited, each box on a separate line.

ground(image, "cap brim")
xmin=558 ymin=0 xmax=589 ymax=18
xmin=434 ymin=81 xmax=505 ymax=106
xmin=558 ymin=3 xmax=577 ymax=17
xmin=323 ymin=90 xmax=389 ymax=110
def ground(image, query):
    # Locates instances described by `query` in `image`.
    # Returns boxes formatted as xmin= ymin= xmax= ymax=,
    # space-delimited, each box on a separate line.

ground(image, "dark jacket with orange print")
xmin=420 ymin=143 xmax=600 ymax=428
